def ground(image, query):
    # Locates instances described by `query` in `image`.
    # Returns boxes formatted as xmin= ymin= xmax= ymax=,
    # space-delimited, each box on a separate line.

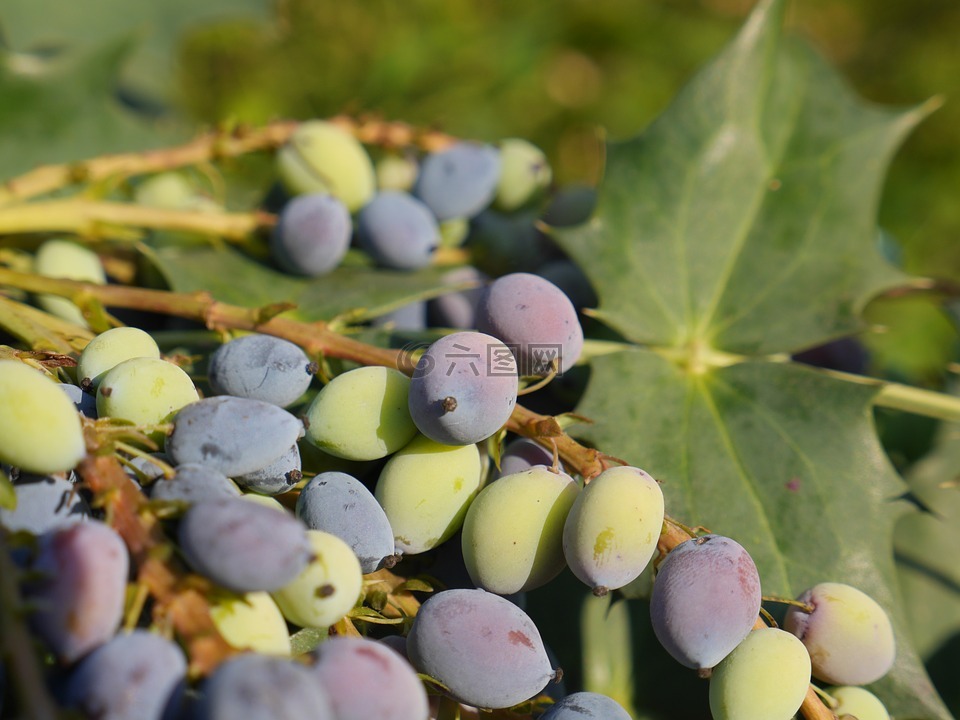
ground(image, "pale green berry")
xmin=709 ymin=628 xmax=811 ymax=720
xmin=276 ymin=120 xmax=376 ymax=212
xmin=33 ymin=240 xmax=106 ymax=327
xmin=0 ymin=360 xmax=86 ymax=474
xmin=271 ymin=530 xmax=363 ymax=628
xmin=830 ymin=686 xmax=891 ymax=720
xmin=78 ymin=327 xmax=160 ymax=389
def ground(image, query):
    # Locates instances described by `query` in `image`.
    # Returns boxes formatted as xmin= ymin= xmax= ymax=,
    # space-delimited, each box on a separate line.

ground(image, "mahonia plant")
xmin=0 ymin=1 xmax=956 ymax=719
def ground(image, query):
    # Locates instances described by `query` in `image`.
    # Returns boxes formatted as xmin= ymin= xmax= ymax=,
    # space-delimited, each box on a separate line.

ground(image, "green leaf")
xmin=0 ymin=41 xmax=182 ymax=181
xmin=295 ymin=267 xmax=453 ymax=324
xmin=149 ymin=245 xmax=454 ymax=323
xmin=576 ymin=352 xmax=949 ymax=719
xmin=289 ymin=626 xmax=327 ymax=656
xmin=554 ymin=2 xmax=951 ymax=717
xmin=558 ymin=0 xmax=927 ymax=357
xmin=395 ymin=578 xmax=435 ymax=594
xmin=1 ymin=0 xmax=272 ymax=102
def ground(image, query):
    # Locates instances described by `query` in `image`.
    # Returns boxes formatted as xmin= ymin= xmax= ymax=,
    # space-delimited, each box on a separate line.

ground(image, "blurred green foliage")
xmin=170 ymin=0 xmax=960 ymax=280
xmin=3 ymin=0 xmax=958 ymax=279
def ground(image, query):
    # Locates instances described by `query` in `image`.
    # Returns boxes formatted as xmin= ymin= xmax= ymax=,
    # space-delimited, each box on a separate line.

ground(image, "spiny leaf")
xmin=575 ymin=351 xmax=949 ymax=719
xmin=555 ymin=0 xmax=952 ymax=717
xmin=557 ymin=0 xmax=928 ymax=357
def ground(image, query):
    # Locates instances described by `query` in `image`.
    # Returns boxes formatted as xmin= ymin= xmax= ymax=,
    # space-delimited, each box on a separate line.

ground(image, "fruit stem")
xmin=800 ymin=685 xmax=840 ymax=720
xmin=113 ymin=442 xmax=176 ymax=482
xmin=436 ymin=696 xmax=462 ymax=720
xmin=517 ymin=363 xmax=558 ymax=396
xmin=761 ymin=595 xmax=815 ymax=613
xmin=758 ymin=605 xmax=778 ymax=628
xmin=812 ymin=685 xmax=839 ymax=710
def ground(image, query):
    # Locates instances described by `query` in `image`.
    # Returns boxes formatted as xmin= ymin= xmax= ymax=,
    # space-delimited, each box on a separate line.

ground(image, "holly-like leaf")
xmin=575 ymin=352 xmax=948 ymax=718
xmin=558 ymin=0 xmax=927 ymax=357
xmin=0 ymin=41 xmax=181 ymax=180
xmin=553 ymin=1 xmax=951 ymax=718
xmin=150 ymin=244 xmax=454 ymax=323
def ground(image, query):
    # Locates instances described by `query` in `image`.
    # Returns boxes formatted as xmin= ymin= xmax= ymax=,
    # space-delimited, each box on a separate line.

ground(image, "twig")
xmin=0 ymin=200 xmax=274 ymax=242
xmin=0 ymin=116 xmax=455 ymax=206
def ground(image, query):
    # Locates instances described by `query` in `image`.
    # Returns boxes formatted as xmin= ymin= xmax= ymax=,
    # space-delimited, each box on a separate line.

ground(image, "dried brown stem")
xmin=656 ymin=517 xmax=697 ymax=557
xmin=505 ymin=404 xmax=606 ymax=479
xmin=327 ymin=114 xmax=457 ymax=152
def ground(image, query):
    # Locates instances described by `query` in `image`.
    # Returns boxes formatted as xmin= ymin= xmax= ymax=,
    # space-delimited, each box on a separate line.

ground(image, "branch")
xmin=0 ymin=200 xmax=274 ymax=242
xmin=0 ymin=116 xmax=455 ymax=206
xmin=0 ymin=267 xmax=412 ymax=367
xmin=0 ymin=268 xmax=605 ymax=472
xmin=0 ymin=121 xmax=294 ymax=206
